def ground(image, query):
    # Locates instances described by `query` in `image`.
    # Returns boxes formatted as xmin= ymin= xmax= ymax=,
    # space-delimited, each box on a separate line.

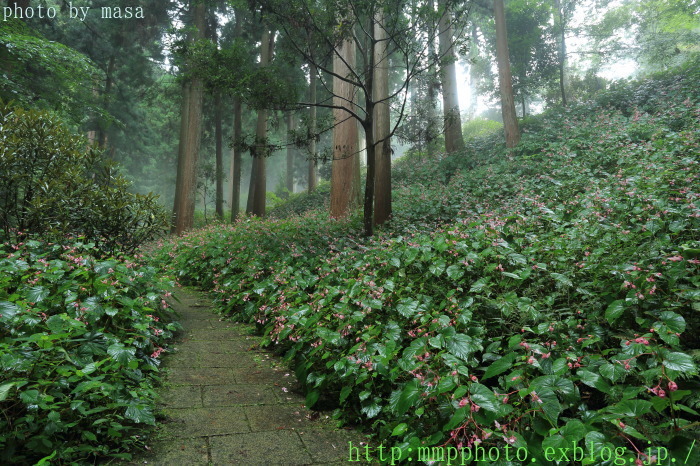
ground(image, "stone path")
xmin=130 ymin=289 xmax=370 ymax=465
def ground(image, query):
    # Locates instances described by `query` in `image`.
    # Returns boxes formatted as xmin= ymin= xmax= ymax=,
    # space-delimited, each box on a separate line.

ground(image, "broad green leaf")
xmin=483 ymin=352 xmax=516 ymax=380
xmin=605 ymin=300 xmax=626 ymax=323
xmin=663 ymin=352 xmax=696 ymax=372
xmin=0 ymin=382 xmax=16 ymax=401
xmin=124 ymin=404 xmax=155 ymax=425
xmin=446 ymin=334 xmax=479 ymax=360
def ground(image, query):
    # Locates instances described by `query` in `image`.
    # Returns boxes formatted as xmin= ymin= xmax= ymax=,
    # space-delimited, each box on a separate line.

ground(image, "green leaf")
xmin=0 ymin=382 xmax=16 ymax=401
xmin=446 ymin=334 xmax=478 ymax=360
xmin=605 ymin=300 xmax=626 ymax=323
xmin=396 ymin=299 xmax=420 ymax=318
xmin=396 ymin=380 xmax=422 ymax=416
xmin=124 ymin=404 xmax=155 ymax=425
xmin=306 ymin=389 xmax=320 ymax=408
xmin=483 ymin=352 xmax=516 ymax=380
xmin=107 ymin=343 xmax=135 ymax=366
xmin=26 ymin=285 xmax=49 ymax=303
xmin=392 ymin=423 xmax=408 ymax=436
xmin=446 ymin=264 xmax=464 ymax=280
xmin=663 ymin=352 xmax=696 ymax=373
xmin=577 ymin=370 xmax=612 ymax=394
xmin=0 ymin=301 xmax=20 ymax=319
xmin=469 ymin=383 xmax=499 ymax=412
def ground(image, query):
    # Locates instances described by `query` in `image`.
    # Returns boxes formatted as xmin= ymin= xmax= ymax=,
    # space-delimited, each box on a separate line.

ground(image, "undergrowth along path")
xmin=132 ymin=288 xmax=369 ymax=465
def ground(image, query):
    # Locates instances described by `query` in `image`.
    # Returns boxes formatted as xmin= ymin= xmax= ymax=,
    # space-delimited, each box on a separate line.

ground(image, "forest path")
xmin=130 ymin=288 xmax=368 ymax=465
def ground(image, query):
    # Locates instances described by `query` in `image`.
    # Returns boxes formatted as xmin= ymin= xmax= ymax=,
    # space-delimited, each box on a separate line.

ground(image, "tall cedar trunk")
xmin=215 ymin=91 xmax=224 ymax=219
xmin=308 ymin=62 xmax=318 ymax=192
xmin=246 ymin=159 xmax=255 ymax=213
xmin=438 ymin=0 xmax=465 ymax=154
xmin=468 ymin=23 xmax=479 ymax=119
xmin=553 ymin=0 xmax=568 ymax=106
xmin=373 ymin=10 xmax=391 ymax=226
xmin=172 ymin=1 xmax=205 ymax=234
xmin=330 ymin=38 xmax=359 ymax=218
xmin=286 ymin=113 xmax=295 ymax=193
xmin=494 ymin=0 xmax=520 ymax=148
xmin=229 ymin=9 xmax=243 ymax=221
xmin=98 ymin=55 xmax=116 ymax=149
xmin=250 ymin=27 xmax=274 ymax=217
xmin=426 ymin=20 xmax=438 ymax=152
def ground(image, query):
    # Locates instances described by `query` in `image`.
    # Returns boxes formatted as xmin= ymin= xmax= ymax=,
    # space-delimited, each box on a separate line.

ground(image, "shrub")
xmin=0 ymin=240 xmax=179 ymax=463
xmin=0 ymin=102 xmax=168 ymax=255
xmin=462 ymin=117 xmax=502 ymax=140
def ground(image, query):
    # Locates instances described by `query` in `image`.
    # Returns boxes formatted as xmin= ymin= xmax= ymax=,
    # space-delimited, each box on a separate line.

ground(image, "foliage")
xmin=462 ymin=117 xmax=503 ymax=140
xmin=0 ymin=240 xmax=179 ymax=464
xmin=155 ymin=61 xmax=700 ymax=464
xmin=0 ymin=102 xmax=169 ymax=255
xmin=0 ymin=18 xmax=102 ymax=126
xmin=267 ymin=181 xmax=331 ymax=218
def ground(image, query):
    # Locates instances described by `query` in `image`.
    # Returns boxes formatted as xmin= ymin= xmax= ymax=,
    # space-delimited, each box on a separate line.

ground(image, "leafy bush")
xmin=268 ymin=181 xmax=331 ymax=219
xmin=0 ymin=102 xmax=169 ymax=254
xmin=0 ymin=240 xmax=179 ymax=463
xmin=462 ymin=117 xmax=503 ymax=140
xmin=155 ymin=61 xmax=700 ymax=465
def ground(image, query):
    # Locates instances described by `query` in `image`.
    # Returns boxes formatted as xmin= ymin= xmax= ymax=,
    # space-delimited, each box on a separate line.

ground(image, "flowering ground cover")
xmin=0 ymin=241 xmax=179 ymax=463
xmin=155 ymin=61 xmax=699 ymax=464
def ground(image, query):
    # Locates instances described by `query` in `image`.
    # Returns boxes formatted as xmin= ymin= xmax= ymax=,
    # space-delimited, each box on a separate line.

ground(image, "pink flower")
xmin=668 ymin=381 xmax=678 ymax=392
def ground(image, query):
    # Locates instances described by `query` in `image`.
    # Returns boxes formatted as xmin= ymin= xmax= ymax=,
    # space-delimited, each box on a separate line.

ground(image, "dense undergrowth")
xmin=154 ymin=60 xmax=700 ymax=464
xmin=0 ymin=240 xmax=179 ymax=463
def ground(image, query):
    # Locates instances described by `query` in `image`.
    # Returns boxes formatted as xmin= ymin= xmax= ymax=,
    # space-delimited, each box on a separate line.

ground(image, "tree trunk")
xmin=172 ymin=1 xmax=206 ymax=235
xmin=438 ymin=0 xmax=465 ymax=154
xmin=98 ymin=55 xmax=116 ymax=149
xmin=330 ymin=38 xmax=359 ymax=218
xmin=468 ymin=23 xmax=479 ymax=119
xmin=494 ymin=0 xmax=520 ymax=148
xmin=553 ymin=0 xmax=568 ymax=106
xmin=229 ymin=9 xmax=243 ymax=221
xmin=250 ymin=27 xmax=274 ymax=217
xmin=286 ymin=112 xmax=295 ymax=193
xmin=215 ymin=91 xmax=224 ymax=219
xmin=373 ymin=10 xmax=391 ymax=226
xmin=308 ymin=62 xmax=318 ymax=192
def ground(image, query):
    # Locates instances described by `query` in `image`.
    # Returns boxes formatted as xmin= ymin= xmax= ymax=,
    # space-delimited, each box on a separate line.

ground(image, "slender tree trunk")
xmin=426 ymin=18 xmax=438 ymax=152
xmin=494 ymin=0 xmax=520 ymax=148
xmin=98 ymin=55 xmax=116 ymax=149
xmin=172 ymin=1 xmax=206 ymax=234
xmin=229 ymin=9 xmax=243 ymax=221
xmin=553 ymin=0 xmax=568 ymax=106
xmin=330 ymin=38 xmax=359 ymax=218
xmin=438 ymin=0 xmax=465 ymax=154
xmin=308 ymin=62 xmax=318 ymax=192
xmin=215 ymin=91 xmax=224 ymax=219
xmin=286 ymin=112 xmax=295 ymax=193
xmin=250 ymin=27 xmax=274 ymax=217
xmin=246 ymin=160 xmax=256 ymax=214
xmin=373 ymin=10 xmax=391 ymax=226
xmin=230 ymin=97 xmax=242 ymax=220
xmin=468 ymin=23 xmax=479 ymax=119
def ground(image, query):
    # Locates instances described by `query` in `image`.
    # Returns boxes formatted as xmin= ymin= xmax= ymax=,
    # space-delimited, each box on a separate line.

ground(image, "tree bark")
xmin=215 ymin=91 xmax=224 ymax=219
xmin=494 ymin=0 xmax=520 ymax=148
xmin=308 ymin=62 xmax=318 ymax=192
xmin=438 ymin=0 xmax=465 ymax=154
xmin=553 ymin=0 xmax=568 ymax=106
xmin=330 ymin=38 xmax=359 ymax=218
xmin=286 ymin=112 xmax=295 ymax=193
xmin=229 ymin=9 xmax=243 ymax=221
xmin=250 ymin=27 xmax=274 ymax=217
xmin=373 ymin=10 xmax=391 ymax=226
xmin=172 ymin=1 xmax=206 ymax=235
